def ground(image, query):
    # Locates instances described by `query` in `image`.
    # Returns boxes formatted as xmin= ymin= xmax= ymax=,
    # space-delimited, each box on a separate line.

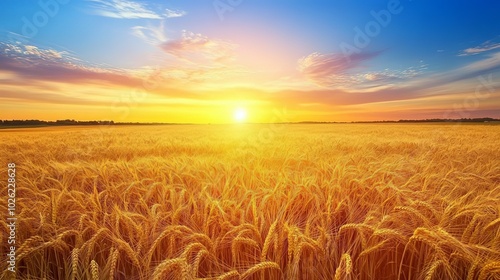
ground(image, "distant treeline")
xmin=0 ymin=118 xmax=499 ymax=127
xmin=356 ymin=117 xmax=500 ymax=123
xmin=294 ymin=118 xmax=500 ymax=124
xmin=0 ymin=119 xmax=115 ymax=127
xmin=0 ymin=119 xmax=188 ymax=127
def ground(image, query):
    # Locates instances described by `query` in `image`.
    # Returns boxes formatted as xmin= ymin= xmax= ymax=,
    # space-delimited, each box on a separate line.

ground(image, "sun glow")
xmin=233 ymin=107 xmax=248 ymax=123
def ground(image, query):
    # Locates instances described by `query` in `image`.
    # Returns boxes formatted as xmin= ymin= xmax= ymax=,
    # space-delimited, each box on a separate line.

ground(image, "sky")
xmin=0 ymin=0 xmax=499 ymax=123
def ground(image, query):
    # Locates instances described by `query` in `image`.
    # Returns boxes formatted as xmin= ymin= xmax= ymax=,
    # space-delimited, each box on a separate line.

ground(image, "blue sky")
xmin=0 ymin=0 xmax=499 ymax=122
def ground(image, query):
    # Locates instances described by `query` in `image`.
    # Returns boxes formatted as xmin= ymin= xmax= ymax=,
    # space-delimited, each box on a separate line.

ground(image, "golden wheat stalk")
xmin=109 ymin=247 xmax=119 ymax=280
xmin=216 ymin=270 xmax=240 ymax=280
xmin=334 ymin=253 xmax=352 ymax=280
xmin=359 ymin=240 xmax=390 ymax=258
xmin=113 ymin=238 xmax=141 ymax=269
xmin=394 ymin=206 xmax=431 ymax=226
xmin=181 ymin=242 xmax=206 ymax=262
xmin=151 ymin=258 xmax=187 ymax=280
xmin=466 ymin=255 xmax=481 ymax=280
xmin=80 ymin=228 xmax=109 ymax=257
xmin=424 ymin=260 xmax=444 ymax=280
xmin=240 ymin=261 xmax=280 ymax=279
xmin=192 ymin=249 xmax=208 ymax=277
xmin=71 ymin=248 xmax=79 ymax=280
xmin=232 ymin=236 xmax=259 ymax=264
xmin=372 ymin=228 xmax=407 ymax=243
xmin=478 ymin=261 xmax=500 ymax=280
xmin=261 ymin=220 xmax=278 ymax=261
xmin=90 ymin=260 xmax=99 ymax=280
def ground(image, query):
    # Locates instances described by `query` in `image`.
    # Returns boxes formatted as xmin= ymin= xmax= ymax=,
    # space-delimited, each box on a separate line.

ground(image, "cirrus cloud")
xmin=297 ymin=51 xmax=381 ymax=88
xmin=0 ymin=42 xmax=141 ymax=87
xmin=165 ymin=8 xmax=186 ymax=18
xmin=87 ymin=0 xmax=161 ymax=19
xmin=131 ymin=21 xmax=167 ymax=45
xmin=160 ymin=30 xmax=236 ymax=64
xmin=459 ymin=40 xmax=500 ymax=56
xmin=87 ymin=0 xmax=186 ymax=20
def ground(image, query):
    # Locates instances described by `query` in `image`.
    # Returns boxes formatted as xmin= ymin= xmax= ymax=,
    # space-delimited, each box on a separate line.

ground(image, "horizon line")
xmin=1 ymin=117 xmax=499 ymax=126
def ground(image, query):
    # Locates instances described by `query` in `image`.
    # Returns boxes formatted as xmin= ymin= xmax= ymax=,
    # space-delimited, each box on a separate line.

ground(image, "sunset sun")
xmin=233 ymin=107 xmax=248 ymax=123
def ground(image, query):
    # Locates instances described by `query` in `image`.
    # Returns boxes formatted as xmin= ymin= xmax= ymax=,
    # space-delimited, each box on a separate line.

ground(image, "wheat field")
xmin=1 ymin=123 xmax=499 ymax=279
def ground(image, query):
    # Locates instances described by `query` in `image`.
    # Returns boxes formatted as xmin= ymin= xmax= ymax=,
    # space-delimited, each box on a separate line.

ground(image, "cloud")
xmin=459 ymin=40 xmax=500 ymax=56
xmin=0 ymin=88 xmax=108 ymax=106
xmin=297 ymin=51 xmax=437 ymax=92
xmin=11 ymin=44 xmax=66 ymax=60
xmin=297 ymin=51 xmax=381 ymax=88
xmin=364 ymin=73 xmax=385 ymax=81
xmin=0 ymin=42 xmax=141 ymax=87
xmin=0 ymin=41 xmax=249 ymax=108
xmin=407 ymin=51 xmax=500 ymax=91
xmin=160 ymin=30 xmax=236 ymax=64
xmin=87 ymin=0 xmax=186 ymax=20
xmin=87 ymin=0 xmax=162 ymax=19
xmin=165 ymin=8 xmax=186 ymax=18
xmin=286 ymin=50 xmax=500 ymax=109
xmin=351 ymin=65 xmax=426 ymax=87
xmin=131 ymin=21 xmax=167 ymax=45
xmin=298 ymin=47 xmax=498 ymax=97
xmin=2 ymin=39 xmax=497 ymax=117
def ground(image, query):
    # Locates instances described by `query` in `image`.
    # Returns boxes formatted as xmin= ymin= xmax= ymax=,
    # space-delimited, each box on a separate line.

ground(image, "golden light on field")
xmin=1 ymin=124 xmax=499 ymax=279
xmin=233 ymin=107 xmax=248 ymax=123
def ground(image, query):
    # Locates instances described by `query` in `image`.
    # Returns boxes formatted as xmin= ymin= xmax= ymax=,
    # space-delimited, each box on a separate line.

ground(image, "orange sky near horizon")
xmin=1 ymin=1 xmax=499 ymax=123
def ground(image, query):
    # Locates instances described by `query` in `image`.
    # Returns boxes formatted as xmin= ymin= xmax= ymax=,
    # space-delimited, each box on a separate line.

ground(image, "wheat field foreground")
xmin=1 ymin=124 xmax=499 ymax=280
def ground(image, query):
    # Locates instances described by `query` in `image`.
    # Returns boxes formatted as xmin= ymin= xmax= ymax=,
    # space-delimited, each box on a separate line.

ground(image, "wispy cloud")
xmin=0 ymin=42 xmax=141 ymax=87
xmin=350 ymin=64 xmax=427 ymax=90
xmin=0 ymin=41 xmax=245 ymax=105
xmin=164 ymin=8 xmax=186 ymax=18
xmin=160 ymin=30 xmax=236 ymax=64
xmin=131 ymin=21 xmax=167 ymax=45
xmin=297 ymin=51 xmax=381 ymax=88
xmin=87 ymin=0 xmax=186 ymax=20
xmin=287 ymin=50 xmax=500 ymax=110
xmin=7 ymin=44 xmax=67 ymax=60
xmin=408 ymin=51 xmax=500 ymax=91
xmin=459 ymin=40 xmax=500 ymax=56
xmin=87 ymin=0 xmax=162 ymax=19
